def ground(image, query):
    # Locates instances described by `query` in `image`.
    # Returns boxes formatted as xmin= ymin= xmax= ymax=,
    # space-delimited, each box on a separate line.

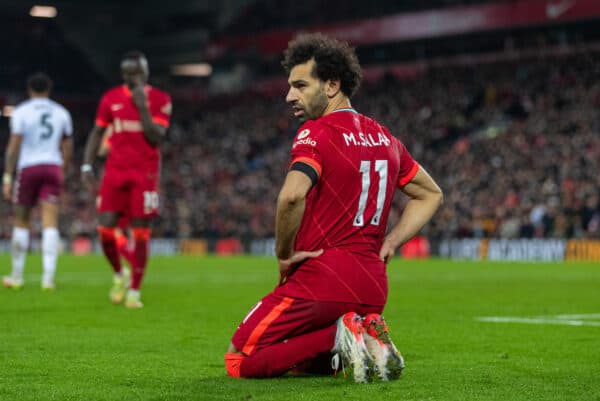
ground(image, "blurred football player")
xmin=2 ymin=72 xmax=73 ymax=291
xmin=82 ymin=51 xmax=171 ymax=308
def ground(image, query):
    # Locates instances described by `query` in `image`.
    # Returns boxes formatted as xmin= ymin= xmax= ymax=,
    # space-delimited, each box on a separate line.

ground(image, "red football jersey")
xmin=274 ymin=108 xmax=419 ymax=305
xmin=95 ymin=85 xmax=171 ymax=170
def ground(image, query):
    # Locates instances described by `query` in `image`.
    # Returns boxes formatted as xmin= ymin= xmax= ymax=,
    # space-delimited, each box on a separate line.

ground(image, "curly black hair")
xmin=27 ymin=72 xmax=53 ymax=94
xmin=282 ymin=33 xmax=362 ymax=98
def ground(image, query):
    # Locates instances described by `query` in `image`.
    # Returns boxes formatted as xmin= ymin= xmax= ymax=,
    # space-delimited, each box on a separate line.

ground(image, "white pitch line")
xmin=476 ymin=316 xmax=600 ymax=327
xmin=553 ymin=313 xmax=600 ymax=320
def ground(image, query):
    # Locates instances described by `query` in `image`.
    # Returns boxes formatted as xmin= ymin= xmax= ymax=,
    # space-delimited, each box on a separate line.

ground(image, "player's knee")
xmin=14 ymin=208 xmax=31 ymax=227
xmin=224 ymin=352 xmax=245 ymax=378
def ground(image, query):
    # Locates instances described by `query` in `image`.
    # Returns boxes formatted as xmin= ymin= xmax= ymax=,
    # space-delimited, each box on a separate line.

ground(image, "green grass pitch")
xmin=1 ymin=254 xmax=599 ymax=401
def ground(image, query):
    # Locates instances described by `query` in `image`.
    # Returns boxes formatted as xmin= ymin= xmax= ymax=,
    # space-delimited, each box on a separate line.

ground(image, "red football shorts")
xmin=231 ymin=291 xmax=381 ymax=356
xmin=13 ymin=164 xmax=63 ymax=208
xmin=97 ymin=164 xmax=159 ymax=218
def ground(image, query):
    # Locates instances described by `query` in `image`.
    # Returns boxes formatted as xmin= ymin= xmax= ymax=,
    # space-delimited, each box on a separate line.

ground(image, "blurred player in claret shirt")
xmin=82 ymin=51 xmax=171 ymax=309
xmin=225 ymin=34 xmax=443 ymax=382
xmin=2 ymin=73 xmax=73 ymax=291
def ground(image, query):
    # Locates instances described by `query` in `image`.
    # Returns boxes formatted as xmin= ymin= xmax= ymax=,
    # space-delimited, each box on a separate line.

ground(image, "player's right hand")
xmin=131 ymin=81 xmax=147 ymax=110
xmin=278 ymin=249 xmax=323 ymax=285
xmin=2 ymin=183 xmax=11 ymax=201
xmin=82 ymin=170 xmax=96 ymax=193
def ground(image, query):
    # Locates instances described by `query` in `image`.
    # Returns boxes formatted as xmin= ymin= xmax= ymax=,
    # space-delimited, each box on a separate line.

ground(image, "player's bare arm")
xmin=81 ymin=125 xmax=105 ymax=192
xmin=130 ymin=84 xmax=166 ymax=147
xmin=275 ymin=170 xmax=322 ymax=282
xmin=380 ymin=166 xmax=443 ymax=263
xmin=275 ymin=170 xmax=312 ymax=259
xmin=3 ymin=134 xmax=22 ymax=201
xmin=61 ymin=135 xmax=74 ymax=176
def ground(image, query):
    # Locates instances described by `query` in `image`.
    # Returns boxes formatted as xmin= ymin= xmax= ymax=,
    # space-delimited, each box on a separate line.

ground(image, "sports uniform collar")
xmin=331 ymin=107 xmax=358 ymax=114
xmin=121 ymin=84 xmax=151 ymax=97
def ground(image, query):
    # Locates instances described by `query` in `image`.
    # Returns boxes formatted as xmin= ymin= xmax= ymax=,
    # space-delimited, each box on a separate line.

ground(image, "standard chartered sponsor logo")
xmin=113 ymin=118 xmax=143 ymax=133
xmin=122 ymin=120 xmax=143 ymax=132
xmin=343 ymin=132 xmax=391 ymax=147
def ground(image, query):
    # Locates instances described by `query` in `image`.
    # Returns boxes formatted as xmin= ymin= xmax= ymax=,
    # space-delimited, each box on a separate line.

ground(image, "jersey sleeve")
xmin=289 ymin=122 xmax=324 ymax=181
xmin=396 ymin=139 xmax=419 ymax=187
xmin=9 ymin=108 xmax=24 ymax=136
xmin=151 ymin=92 xmax=172 ymax=128
xmin=94 ymin=93 xmax=112 ymax=128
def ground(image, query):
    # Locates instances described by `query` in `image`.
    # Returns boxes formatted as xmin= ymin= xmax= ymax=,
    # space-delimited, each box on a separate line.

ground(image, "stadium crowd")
xmin=356 ymin=53 xmax=600 ymax=241
xmin=1 ymin=52 xmax=599 ymax=242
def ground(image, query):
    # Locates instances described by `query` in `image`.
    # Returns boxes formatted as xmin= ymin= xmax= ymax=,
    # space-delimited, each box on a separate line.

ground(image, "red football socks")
xmin=130 ymin=228 xmax=151 ymax=290
xmin=114 ymin=229 xmax=136 ymax=268
xmin=97 ymin=226 xmax=122 ymax=274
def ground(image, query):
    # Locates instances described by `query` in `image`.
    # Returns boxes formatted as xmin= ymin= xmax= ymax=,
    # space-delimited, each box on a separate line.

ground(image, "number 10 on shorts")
xmin=143 ymin=191 xmax=159 ymax=214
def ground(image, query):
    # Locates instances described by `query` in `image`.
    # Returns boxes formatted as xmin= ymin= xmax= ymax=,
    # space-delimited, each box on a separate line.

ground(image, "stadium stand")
xmin=225 ymin=0 xmax=494 ymax=34
xmin=0 ymin=13 xmax=104 ymax=95
xmin=0 ymin=0 xmax=599 ymax=248
xmin=159 ymin=50 xmax=600 ymax=242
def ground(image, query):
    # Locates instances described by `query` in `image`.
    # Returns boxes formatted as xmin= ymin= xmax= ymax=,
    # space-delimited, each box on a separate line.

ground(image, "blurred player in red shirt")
xmin=225 ymin=34 xmax=443 ymax=382
xmin=82 ymin=51 xmax=171 ymax=309
xmin=97 ymin=126 xmax=137 ymax=271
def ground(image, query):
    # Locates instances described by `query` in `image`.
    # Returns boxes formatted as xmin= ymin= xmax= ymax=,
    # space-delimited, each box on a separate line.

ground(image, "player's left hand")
xmin=278 ymin=249 xmax=323 ymax=285
xmin=379 ymin=239 xmax=396 ymax=264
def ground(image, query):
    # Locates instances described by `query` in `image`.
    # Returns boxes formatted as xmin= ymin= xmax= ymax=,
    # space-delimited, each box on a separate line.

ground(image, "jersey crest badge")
xmin=297 ymin=129 xmax=310 ymax=139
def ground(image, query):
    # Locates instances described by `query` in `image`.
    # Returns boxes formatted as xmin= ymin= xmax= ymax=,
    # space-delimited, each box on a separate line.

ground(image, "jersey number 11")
xmin=353 ymin=160 xmax=388 ymax=227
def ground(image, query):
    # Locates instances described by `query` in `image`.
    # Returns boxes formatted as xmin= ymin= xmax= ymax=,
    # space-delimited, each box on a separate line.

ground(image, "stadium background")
xmin=1 ymin=0 xmax=600 ymax=260
xmin=1 ymin=2 xmax=600 ymax=401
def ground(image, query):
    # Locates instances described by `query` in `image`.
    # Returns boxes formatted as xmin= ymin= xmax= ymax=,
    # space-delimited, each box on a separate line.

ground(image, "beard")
xmin=300 ymin=87 xmax=329 ymax=122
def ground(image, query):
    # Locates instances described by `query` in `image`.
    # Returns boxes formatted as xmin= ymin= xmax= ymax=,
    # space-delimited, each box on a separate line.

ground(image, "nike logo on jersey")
xmin=111 ymin=104 xmax=124 ymax=111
